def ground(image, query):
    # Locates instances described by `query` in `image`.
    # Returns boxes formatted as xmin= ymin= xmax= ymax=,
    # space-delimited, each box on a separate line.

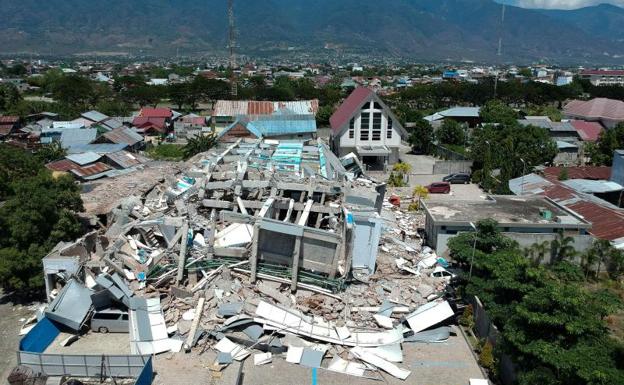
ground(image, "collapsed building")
xmin=17 ymin=138 xmax=468 ymax=384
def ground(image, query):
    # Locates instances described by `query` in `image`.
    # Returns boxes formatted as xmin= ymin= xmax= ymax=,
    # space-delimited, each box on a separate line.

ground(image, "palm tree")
xmin=183 ymin=133 xmax=218 ymax=159
xmin=550 ymin=231 xmax=577 ymax=264
xmin=526 ymin=241 xmax=550 ymax=265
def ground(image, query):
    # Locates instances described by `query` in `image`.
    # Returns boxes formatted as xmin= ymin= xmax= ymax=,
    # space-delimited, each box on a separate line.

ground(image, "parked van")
xmin=90 ymin=309 xmax=129 ymax=333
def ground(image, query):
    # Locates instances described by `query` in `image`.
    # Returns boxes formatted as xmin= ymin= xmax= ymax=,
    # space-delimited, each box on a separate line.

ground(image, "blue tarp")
xmin=19 ymin=317 xmax=60 ymax=353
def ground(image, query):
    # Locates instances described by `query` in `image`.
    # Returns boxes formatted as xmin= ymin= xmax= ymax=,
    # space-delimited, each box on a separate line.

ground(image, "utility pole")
xmin=228 ymin=0 xmax=238 ymax=97
xmin=497 ymin=4 xmax=505 ymax=57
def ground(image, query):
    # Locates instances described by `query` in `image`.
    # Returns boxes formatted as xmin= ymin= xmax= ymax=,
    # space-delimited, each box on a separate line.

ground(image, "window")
xmin=372 ymin=112 xmax=382 ymax=141
xmin=348 ymin=118 xmax=354 ymax=139
xmin=360 ymin=112 xmax=370 ymax=141
xmin=361 ymin=102 xmax=370 ymax=111
xmin=373 ymin=102 xmax=382 ymax=110
xmin=387 ymin=118 xmax=393 ymax=139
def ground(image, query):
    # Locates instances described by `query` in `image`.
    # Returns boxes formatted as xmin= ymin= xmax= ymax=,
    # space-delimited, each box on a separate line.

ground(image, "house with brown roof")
xmin=329 ymin=87 xmax=407 ymax=169
xmin=564 ymin=98 xmax=624 ymax=129
xmin=0 ymin=115 xmax=20 ymax=138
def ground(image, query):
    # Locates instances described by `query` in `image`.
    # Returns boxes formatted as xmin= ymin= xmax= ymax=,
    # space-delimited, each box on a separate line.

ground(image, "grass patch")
xmin=146 ymin=144 xmax=185 ymax=161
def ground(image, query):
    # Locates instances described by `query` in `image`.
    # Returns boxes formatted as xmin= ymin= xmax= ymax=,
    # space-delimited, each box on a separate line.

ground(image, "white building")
xmin=330 ymin=87 xmax=407 ymax=170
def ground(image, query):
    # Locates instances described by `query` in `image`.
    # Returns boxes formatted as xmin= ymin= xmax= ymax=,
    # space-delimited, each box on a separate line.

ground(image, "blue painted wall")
xmin=134 ymin=357 xmax=153 ymax=385
xmin=19 ymin=317 xmax=60 ymax=353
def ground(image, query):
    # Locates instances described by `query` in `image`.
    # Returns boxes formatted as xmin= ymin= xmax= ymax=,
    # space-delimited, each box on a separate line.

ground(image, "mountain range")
xmin=1 ymin=0 xmax=624 ymax=63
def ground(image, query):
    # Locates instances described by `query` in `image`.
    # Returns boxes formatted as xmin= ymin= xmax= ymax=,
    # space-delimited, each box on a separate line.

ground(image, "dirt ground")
xmin=0 ymin=291 xmax=43 ymax=385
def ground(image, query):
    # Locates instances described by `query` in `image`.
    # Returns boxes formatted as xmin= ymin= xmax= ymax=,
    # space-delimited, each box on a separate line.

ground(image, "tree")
xmin=408 ymin=119 xmax=435 ymax=154
xmin=436 ymin=119 xmax=466 ymax=146
xmin=588 ymin=123 xmax=624 ymax=165
xmin=480 ymin=99 xmax=518 ymax=125
xmin=35 ymin=142 xmax=67 ymax=164
xmin=316 ymin=105 xmax=334 ymax=127
xmin=0 ymin=83 xmax=22 ymax=112
xmin=50 ymin=74 xmax=94 ymax=108
xmin=183 ymin=133 xmax=218 ymax=159
xmin=0 ymin=145 xmax=84 ymax=292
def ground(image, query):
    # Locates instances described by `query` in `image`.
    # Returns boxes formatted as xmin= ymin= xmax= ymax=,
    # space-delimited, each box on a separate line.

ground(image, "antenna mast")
xmin=228 ymin=0 xmax=238 ymax=96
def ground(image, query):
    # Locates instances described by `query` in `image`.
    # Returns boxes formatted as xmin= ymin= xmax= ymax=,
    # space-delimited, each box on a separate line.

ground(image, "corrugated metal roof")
xmin=570 ymin=120 xmax=603 ymax=142
xmin=139 ymin=108 xmax=172 ymax=118
xmin=46 ymin=159 xmax=80 ymax=172
xmin=81 ymin=110 xmax=109 ymax=123
xmin=103 ymin=127 xmax=143 ymax=146
xmin=518 ymin=119 xmax=577 ymax=132
xmin=61 ymin=128 xmax=98 ymax=149
xmin=214 ymin=100 xmax=319 ymax=117
xmin=562 ymin=179 xmax=623 ymax=194
xmin=70 ymin=162 xmax=112 ymax=179
xmin=556 ymin=140 xmax=578 ymax=150
xmin=0 ymin=116 xmax=19 ymax=123
xmin=440 ymin=107 xmax=481 ymax=118
xmin=102 ymin=118 xmax=124 ymax=130
xmin=66 ymin=152 xmax=101 ymax=165
xmin=67 ymin=143 xmax=128 ymax=154
xmin=581 ymin=70 xmax=624 ymax=76
xmin=247 ymin=115 xmax=316 ymax=137
xmin=105 ymin=151 xmax=141 ymax=169
xmin=543 ymin=166 xmax=612 ymax=181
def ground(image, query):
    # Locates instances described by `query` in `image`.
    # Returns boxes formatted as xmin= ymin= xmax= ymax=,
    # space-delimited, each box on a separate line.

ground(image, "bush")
xmin=479 ymin=340 xmax=496 ymax=374
xmin=460 ymin=304 xmax=475 ymax=329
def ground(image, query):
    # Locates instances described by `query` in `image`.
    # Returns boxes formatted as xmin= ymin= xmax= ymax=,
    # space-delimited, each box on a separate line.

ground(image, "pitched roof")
xmin=247 ymin=115 xmax=317 ymax=138
xmin=570 ymin=120 xmax=603 ymax=142
xmin=46 ymin=159 xmax=80 ymax=172
xmin=81 ymin=110 xmax=109 ymax=123
xmin=70 ymin=162 xmax=112 ymax=179
xmin=132 ymin=117 xmax=167 ymax=132
xmin=102 ymin=127 xmax=143 ymax=146
xmin=509 ymin=173 xmax=624 ymax=243
xmin=66 ymin=152 xmax=102 ymax=166
xmin=330 ymin=87 xmax=373 ymax=133
xmin=213 ymin=100 xmax=319 ymax=117
xmin=543 ymin=166 xmax=612 ymax=181
xmin=564 ymin=98 xmax=624 ymax=121
xmin=67 ymin=143 xmax=128 ymax=155
xmin=139 ymin=108 xmax=172 ymax=119
xmin=0 ymin=116 xmax=19 ymax=124
xmin=105 ymin=151 xmax=142 ymax=169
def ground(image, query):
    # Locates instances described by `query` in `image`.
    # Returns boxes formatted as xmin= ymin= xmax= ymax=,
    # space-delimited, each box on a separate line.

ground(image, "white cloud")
xmin=501 ymin=0 xmax=624 ymax=9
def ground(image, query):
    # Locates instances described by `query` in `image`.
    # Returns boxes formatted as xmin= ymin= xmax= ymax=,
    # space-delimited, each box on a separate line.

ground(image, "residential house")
xmin=92 ymin=126 xmax=144 ymax=152
xmin=570 ymin=120 xmax=603 ymax=142
xmin=422 ymin=195 xmax=593 ymax=257
xmin=424 ymin=107 xmax=482 ymax=128
xmin=329 ymin=87 xmax=407 ymax=169
xmin=132 ymin=107 xmax=173 ymax=137
xmin=0 ymin=115 xmax=21 ymax=138
xmin=564 ymin=98 xmax=624 ymax=129
xmin=509 ymin=170 xmax=624 ymax=248
xmin=518 ymin=117 xmax=581 ymax=165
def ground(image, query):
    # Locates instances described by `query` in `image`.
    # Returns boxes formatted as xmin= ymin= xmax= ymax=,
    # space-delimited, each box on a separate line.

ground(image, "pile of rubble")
xmin=31 ymin=138 xmax=459 ymax=382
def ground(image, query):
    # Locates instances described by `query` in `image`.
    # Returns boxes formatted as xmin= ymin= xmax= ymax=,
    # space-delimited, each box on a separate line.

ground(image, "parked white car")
xmin=430 ymin=266 xmax=457 ymax=282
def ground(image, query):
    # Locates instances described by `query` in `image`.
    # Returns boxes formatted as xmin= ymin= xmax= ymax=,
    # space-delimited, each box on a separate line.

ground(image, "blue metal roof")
xmin=67 ymin=143 xmax=128 ymax=154
xmin=247 ymin=115 xmax=316 ymax=138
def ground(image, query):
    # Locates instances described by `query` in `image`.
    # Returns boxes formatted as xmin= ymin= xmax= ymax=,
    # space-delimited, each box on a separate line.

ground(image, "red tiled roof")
xmin=46 ymin=159 xmax=80 ymax=172
xmin=564 ymin=98 xmax=624 ymax=120
xmin=570 ymin=120 xmax=603 ymax=142
xmin=581 ymin=70 xmax=624 ymax=76
xmin=330 ymin=87 xmax=374 ymax=134
xmin=543 ymin=166 xmax=612 ymax=181
xmin=139 ymin=108 xmax=172 ymax=119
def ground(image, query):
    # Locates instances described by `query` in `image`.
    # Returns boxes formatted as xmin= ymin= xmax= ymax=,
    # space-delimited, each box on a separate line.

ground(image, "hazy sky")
xmin=499 ymin=0 xmax=624 ymax=9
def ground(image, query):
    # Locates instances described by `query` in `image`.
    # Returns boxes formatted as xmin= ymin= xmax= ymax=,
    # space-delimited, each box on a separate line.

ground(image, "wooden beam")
xmin=297 ymin=200 xmax=314 ymax=227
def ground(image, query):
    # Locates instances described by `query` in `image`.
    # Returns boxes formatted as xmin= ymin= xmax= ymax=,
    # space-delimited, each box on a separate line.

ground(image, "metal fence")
xmin=17 ymin=352 xmax=151 ymax=378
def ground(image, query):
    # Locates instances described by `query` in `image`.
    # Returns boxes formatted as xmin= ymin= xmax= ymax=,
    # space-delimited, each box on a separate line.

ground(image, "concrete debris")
xmin=28 ymin=138 xmax=461 ymax=382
